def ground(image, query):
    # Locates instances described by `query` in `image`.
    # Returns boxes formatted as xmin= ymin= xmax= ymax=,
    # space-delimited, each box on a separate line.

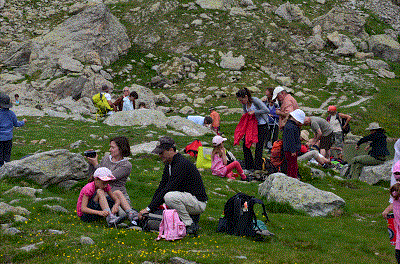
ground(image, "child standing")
xmin=211 ymin=135 xmax=247 ymax=180
xmin=0 ymin=93 xmax=26 ymax=167
xmin=282 ymin=109 xmax=305 ymax=179
xmin=76 ymin=167 xmax=139 ymax=227
xmin=209 ymin=107 xmax=221 ymax=135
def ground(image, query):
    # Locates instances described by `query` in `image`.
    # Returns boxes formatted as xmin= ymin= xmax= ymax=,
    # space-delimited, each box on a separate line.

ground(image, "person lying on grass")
xmin=76 ymin=167 xmax=138 ymax=227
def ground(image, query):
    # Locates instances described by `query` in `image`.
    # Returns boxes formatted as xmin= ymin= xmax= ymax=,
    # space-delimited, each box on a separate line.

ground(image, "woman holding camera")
xmin=86 ymin=136 xmax=132 ymax=204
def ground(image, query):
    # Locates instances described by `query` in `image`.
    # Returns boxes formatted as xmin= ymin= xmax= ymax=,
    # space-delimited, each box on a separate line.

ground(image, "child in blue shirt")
xmin=0 ymin=93 xmax=26 ymax=167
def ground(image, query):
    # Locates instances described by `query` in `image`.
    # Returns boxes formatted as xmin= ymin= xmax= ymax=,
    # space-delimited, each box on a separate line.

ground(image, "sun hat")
xmin=152 ymin=136 xmax=176 ymax=154
xmin=94 ymin=167 xmax=116 ymax=181
xmin=289 ymin=109 xmax=305 ymax=124
xmin=212 ymin=135 xmax=227 ymax=146
xmin=328 ymin=105 xmax=337 ymax=112
xmin=272 ymin=86 xmax=285 ymax=100
xmin=300 ymin=130 xmax=310 ymax=142
xmin=0 ymin=93 xmax=13 ymax=109
xmin=366 ymin=122 xmax=382 ymax=130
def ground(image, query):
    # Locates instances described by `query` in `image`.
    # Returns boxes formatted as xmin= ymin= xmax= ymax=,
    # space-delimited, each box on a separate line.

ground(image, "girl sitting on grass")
xmin=76 ymin=167 xmax=138 ymax=227
xmin=211 ymin=135 xmax=247 ymax=181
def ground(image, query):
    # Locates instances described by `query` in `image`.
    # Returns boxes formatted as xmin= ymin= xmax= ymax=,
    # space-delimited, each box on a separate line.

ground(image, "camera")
xmin=83 ymin=150 xmax=97 ymax=158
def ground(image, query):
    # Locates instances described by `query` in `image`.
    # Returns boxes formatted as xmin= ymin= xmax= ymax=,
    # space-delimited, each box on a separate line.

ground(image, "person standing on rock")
xmin=344 ymin=122 xmax=390 ymax=180
xmin=272 ymin=86 xmax=299 ymax=130
xmin=0 ymin=93 xmax=27 ymax=167
xmin=235 ymin=88 xmax=270 ymax=172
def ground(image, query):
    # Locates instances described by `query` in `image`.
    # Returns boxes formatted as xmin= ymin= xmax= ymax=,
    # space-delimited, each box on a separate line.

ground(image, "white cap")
xmin=272 ymin=86 xmax=285 ymax=100
xmin=289 ymin=109 xmax=305 ymax=124
xmin=212 ymin=135 xmax=227 ymax=146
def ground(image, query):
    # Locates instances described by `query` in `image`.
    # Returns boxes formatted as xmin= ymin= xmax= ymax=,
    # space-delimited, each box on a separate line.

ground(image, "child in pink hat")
xmin=76 ymin=167 xmax=138 ymax=227
xmin=211 ymin=135 xmax=247 ymax=181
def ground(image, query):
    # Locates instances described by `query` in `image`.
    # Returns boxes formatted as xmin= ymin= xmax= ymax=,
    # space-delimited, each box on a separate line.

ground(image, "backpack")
xmin=92 ymin=92 xmax=112 ymax=117
xmin=262 ymin=158 xmax=277 ymax=175
xmin=184 ymin=140 xmax=202 ymax=157
xmin=327 ymin=113 xmax=350 ymax=135
xmin=156 ymin=209 xmax=186 ymax=241
xmin=270 ymin=140 xmax=284 ymax=169
xmin=217 ymin=193 xmax=269 ymax=239
xmin=196 ymin=146 xmax=212 ymax=169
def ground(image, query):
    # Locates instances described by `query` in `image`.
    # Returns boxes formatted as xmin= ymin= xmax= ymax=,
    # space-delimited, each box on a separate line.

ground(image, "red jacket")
xmin=234 ymin=113 xmax=258 ymax=148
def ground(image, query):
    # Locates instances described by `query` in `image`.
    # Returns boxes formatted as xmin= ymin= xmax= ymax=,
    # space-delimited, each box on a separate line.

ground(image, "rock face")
xmin=103 ymin=109 xmax=169 ymax=127
xmin=369 ymin=34 xmax=400 ymax=62
xmin=359 ymin=160 xmax=393 ymax=185
xmin=258 ymin=173 xmax=345 ymax=216
xmin=1 ymin=3 xmax=130 ymax=79
xmin=0 ymin=149 xmax=89 ymax=188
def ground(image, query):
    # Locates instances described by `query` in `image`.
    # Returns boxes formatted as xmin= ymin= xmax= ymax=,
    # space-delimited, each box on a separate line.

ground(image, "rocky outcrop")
xmin=103 ymin=109 xmax=169 ymax=127
xmin=0 ymin=149 xmax=89 ymax=188
xmin=275 ymin=2 xmax=311 ymax=26
xmin=359 ymin=160 xmax=393 ymax=185
xmin=369 ymin=34 xmax=400 ymax=62
xmin=1 ymin=3 xmax=130 ymax=80
xmin=258 ymin=173 xmax=345 ymax=216
xmin=327 ymin=31 xmax=357 ymax=56
xmin=219 ymin=51 xmax=245 ymax=70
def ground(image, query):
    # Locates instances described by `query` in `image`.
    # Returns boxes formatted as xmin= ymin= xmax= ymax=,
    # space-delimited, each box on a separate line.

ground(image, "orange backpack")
xmin=270 ymin=140 xmax=284 ymax=169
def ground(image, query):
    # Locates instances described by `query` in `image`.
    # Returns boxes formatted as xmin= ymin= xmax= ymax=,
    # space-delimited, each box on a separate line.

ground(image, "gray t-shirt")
xmin=310 ymin=117 xmax=333 ymax=137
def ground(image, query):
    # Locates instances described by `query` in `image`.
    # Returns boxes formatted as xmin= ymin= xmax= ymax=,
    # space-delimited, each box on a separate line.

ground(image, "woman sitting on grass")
xmin=76 ymin=167 xmax=138 ymax=227
xmin=211 ymin=135 xmax=247 ymax=181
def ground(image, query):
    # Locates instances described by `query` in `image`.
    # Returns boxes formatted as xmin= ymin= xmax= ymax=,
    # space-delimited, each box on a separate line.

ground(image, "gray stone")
xmin=70 ymin=140 xmax=87 ymax=149
xmin=154 ymin=93 xmax=171 ymax=104
xmin=58 ymin=55 xmax=84 ymax=72
xmin=310 ymin=167 xmax=326 ymax=178
xmin=43 ymin=205 xmax=69 ymax=213
xmin=0 ymin=0 xmax=5 ymax=10
xmin=169 ymin=257 xmax=196 ymax=264
xmin=275 ymin=2 xmax=311 ymax=26
xmin=104 ymin=109 xmax=168 ymax=128
xmin=47 ymin=77 xmax=89 ymax=101
xmin=0 ymin=202 xmax=31 ymax=216
xmin=167 ymin=116 xmax=213 ymax=136
xmin=377 ymin=68 xmax=396 ymax=78
xmin=0 ymin=149 xmax=89 ymax=188
xmin=196 ymin=0 xmax=224 ymax=9
xmin=20 ymin=242 xmax=43 ymax=252
xmin=179 ymin=106 xmax=195 ymax=115
xmin=4 ymin=227 xmax=22 ymax=235
xmin=219 ymin=51 xmax=245 ymax=70
xmin=359 ymin=160 xmax=393 ymax=185
xmin=369 ymin=34 xmax=400 ymax=62
xmin=129 ymin=84 xmax=156 ymax=109
xmin=258 ymin=173 xmax=345 ymax=216
xmin=327 ymin=31 xmax=357 ymax=56
xmin=80 ymin=236 xmax=95 ymax=245
xmin=366 ymin=59 xmax=390 ymax=70
xmin=48 ymin=229 xmax=65 ymax=235
xmin=3 ymin=186 xmax=42 ymax=198
xmin=14 ymin=215 xmax=28 ymax=222
xmin=130 ymin=141 xmax=158 ymax=157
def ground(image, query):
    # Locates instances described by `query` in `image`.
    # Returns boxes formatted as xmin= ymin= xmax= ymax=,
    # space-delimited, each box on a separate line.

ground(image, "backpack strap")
xmin=249 ymin=197 xmax=269 ymax=222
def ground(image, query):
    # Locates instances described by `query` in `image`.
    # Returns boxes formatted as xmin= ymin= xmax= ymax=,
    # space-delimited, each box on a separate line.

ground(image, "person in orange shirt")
xmin=209 ymin=107 xmax=221 ymax=135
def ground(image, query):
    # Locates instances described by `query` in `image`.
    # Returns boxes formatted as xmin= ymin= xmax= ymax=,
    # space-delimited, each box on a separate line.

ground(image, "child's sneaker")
xmin=106 ymin=213 xmax=126 ymax=227
xmin=128 ymin=210 xmax=139 ymax=226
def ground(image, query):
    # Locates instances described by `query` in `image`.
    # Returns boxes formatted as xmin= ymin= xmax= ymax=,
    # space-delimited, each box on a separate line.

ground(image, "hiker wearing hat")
xmin=0 ymin=93 xmax=27 ymax=167
xmin=303 ymin=116 xmax=334 ymax=160
xmin=282 ymin=109 xmax=305 ymax=179
xmin=138 ymin=136 xmax=208 ymax=235
xmin=326 ymin=105 xmax=352 ymax=160
xmin=344 ymin=122 xmax=390 ymax=180
xmin=76 ymin=167 xmax=139 ymax=227
xmin=272 ymin=86 xmax=299 ymax=130
xmin=211 ymin=135 xmax=247 ymax=181
xmin=209 ymin=107 xmax=221 ymax=135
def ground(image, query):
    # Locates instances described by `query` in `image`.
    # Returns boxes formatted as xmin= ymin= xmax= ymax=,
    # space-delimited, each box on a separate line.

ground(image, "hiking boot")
xmin=106 ymin=213 xmax=126 ymax=228
xmin=186 ymin=222 xmax=199 ymax=235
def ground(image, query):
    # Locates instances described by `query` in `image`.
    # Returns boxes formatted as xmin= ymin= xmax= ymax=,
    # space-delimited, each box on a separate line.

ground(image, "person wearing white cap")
xmin=282 ymin=109 xmax=305 ymax=178
xmin=272 ymin=86 xmax=299 ymax=130
xmin=76 ymin=167 xmax=139 ymax=227
xmin=344 ymin=122 xmax=390 ymax=180
xmin=211 ymin=135 xmax=247 ymax=181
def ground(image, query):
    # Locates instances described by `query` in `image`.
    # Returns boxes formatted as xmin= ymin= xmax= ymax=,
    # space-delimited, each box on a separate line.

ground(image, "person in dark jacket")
xmin=138 ymin=136 xmax=208 ymax=234
xmin=344 ymin=122 xmax=390 ymax=179
xmin=282 ymin=109 xmax=305 ymax=179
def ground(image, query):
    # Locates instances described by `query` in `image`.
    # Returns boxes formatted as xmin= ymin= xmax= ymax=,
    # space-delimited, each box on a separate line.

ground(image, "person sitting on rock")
xmin=101 ymin=84 xmax=115 ymax=111
xmin=344 ymin=122 xmax=390 ymax=180
xmin=113 ymin=87 xmax=130 ymax=111
xmin=122 ymin=91 xmax=138 ymax=111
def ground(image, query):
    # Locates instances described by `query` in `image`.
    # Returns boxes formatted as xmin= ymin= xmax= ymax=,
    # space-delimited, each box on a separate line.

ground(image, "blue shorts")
xmin=80 ymin=192 xmax=115 ymax=222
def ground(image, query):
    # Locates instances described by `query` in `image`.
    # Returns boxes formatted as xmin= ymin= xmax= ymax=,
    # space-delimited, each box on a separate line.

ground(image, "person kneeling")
xmin=76 ymin=167 xmax=138 ymax=227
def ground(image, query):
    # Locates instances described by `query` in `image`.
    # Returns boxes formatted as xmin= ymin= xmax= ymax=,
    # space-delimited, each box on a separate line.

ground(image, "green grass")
xmin=0 ymin=114 xmax=397 ymax=264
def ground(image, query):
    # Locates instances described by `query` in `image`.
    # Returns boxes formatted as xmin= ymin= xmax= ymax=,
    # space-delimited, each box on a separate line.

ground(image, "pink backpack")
xmin=156 ymin=209 xmax=186 ymax=241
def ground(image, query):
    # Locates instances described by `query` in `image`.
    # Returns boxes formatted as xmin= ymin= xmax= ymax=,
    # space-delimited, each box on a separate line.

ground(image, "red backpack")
xmin=184 ymin=140 xmax=202 ymax=157
xmin=270 ymin=140 xmax=284 ymax=169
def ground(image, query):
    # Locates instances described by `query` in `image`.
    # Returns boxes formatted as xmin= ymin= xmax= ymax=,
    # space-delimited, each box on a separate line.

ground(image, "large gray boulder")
xmin=275 ymin=2 xmax=311 ymax=26
xmin=103 ymin=109 xmax=169 ymax=127
xmin=327 ymin=31 xmax=357 ymax=56
xmin=0 ymin=149 xmax=88 ymax=188
xmin=0 ymin=202 xmax=31 ymax=216
xmin=128 ymin=84 xmax=156 ymax=109
xmin=312 ymin=7 xmax=367 ymax=35
xmin=1 ymin=3 xmax=130 ymax=79
xmin=359 ymin=160 xmax=393 ymax=185
xmin=369 ymin=34 xmax=400 ymax=62
xmin=130 ymin=141 xmax=158 ymax=156
xmin=219 ymin=51 xmax=245 ymax=70
xmin=167 ymin=116 xmax=214 ymax=136
xmin=258 ymin=173 xmax=345 ymax=216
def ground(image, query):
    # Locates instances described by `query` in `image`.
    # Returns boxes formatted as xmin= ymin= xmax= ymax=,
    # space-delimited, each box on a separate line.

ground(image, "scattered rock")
xmin=43 ymin=205 xmax=69 ymax=213
xmin=3 ymin=186 xmax=42 ymax=198
xmin=80 ymin=236 xmax=95 ymax=245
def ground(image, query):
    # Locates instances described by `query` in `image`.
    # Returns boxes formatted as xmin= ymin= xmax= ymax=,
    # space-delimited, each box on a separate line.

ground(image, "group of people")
xmin=78 ymin=136 xmax=207 ymax=235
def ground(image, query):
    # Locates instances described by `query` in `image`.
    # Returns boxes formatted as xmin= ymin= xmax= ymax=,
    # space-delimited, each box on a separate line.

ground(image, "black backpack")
xmin=217 ymin=193 xmax=269 ymax=238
